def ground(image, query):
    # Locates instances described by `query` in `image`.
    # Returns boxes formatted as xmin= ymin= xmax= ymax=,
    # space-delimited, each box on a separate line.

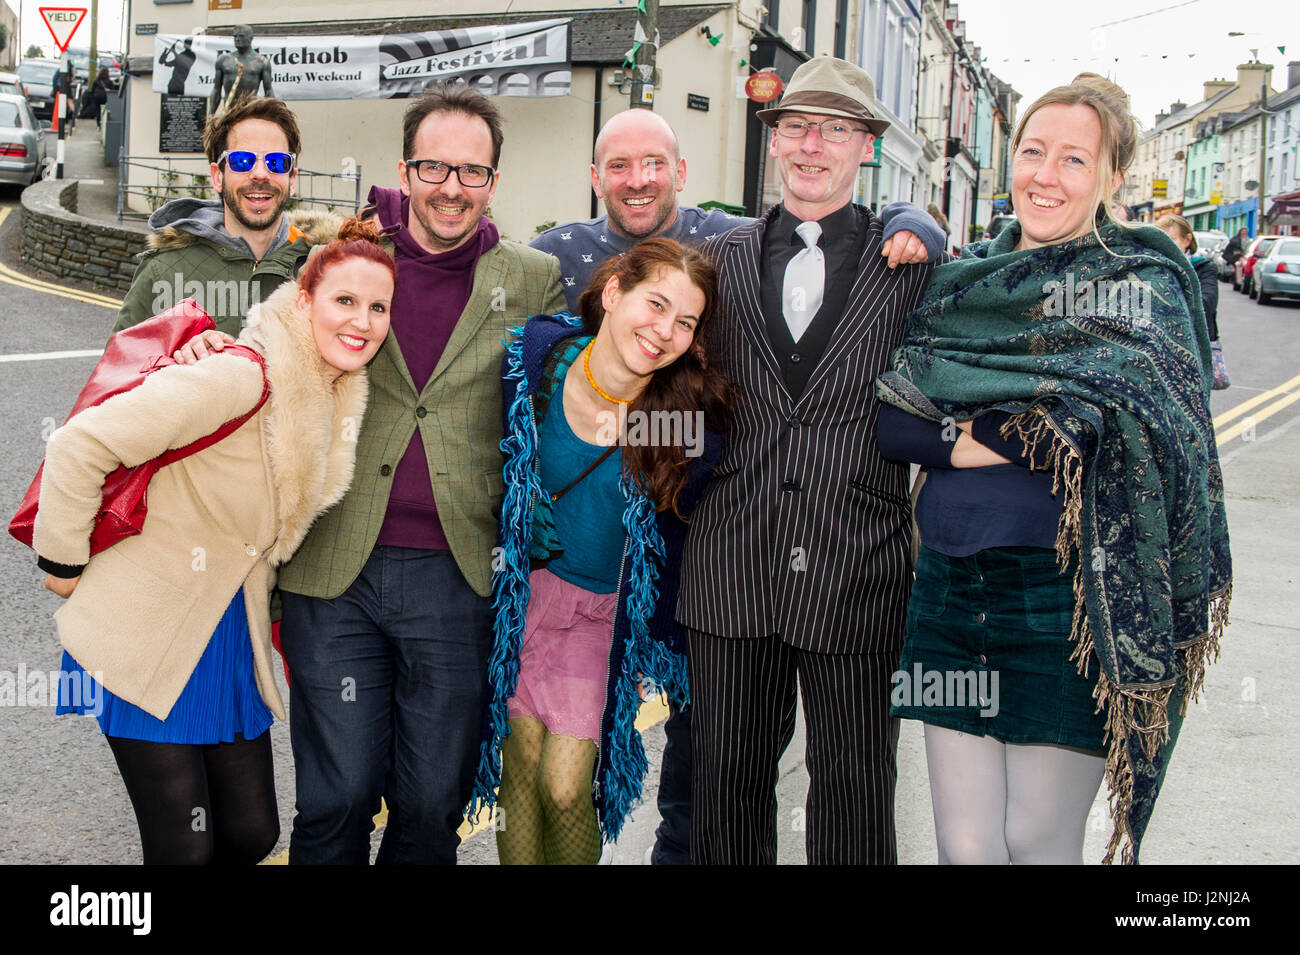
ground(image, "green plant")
xmin=26 ymin=44 xmax=44 ymax=59
xmin=533 ymin=219 xmax=557 ymax=237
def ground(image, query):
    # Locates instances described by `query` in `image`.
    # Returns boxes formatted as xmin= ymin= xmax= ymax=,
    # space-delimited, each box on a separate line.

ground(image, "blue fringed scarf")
xmin=469 ymin=314 xmax=689 ymax=842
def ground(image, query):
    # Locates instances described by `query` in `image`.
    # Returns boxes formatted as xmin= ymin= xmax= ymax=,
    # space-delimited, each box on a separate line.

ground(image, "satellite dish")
xmin=1174 ymin=150 xmax=1185 ymax=161
xmin=1245 ymin=180 xmax=1258 ymax=191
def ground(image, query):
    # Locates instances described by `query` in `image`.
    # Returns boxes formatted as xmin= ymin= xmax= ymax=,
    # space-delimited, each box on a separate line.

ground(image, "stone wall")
xmin=20 ymin=180 xmax=148 ymax=295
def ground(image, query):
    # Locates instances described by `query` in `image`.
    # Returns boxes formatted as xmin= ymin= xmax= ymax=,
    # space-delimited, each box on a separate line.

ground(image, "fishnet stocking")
xmin=496 ymin=716 xmax=601 ymax=865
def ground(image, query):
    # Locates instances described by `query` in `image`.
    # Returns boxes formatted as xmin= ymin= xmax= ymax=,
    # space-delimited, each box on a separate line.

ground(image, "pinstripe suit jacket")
xmin=276 ymin=238 xmax=565 ymax=601
xmin=677 ymin=203 xmax=938 ymax=654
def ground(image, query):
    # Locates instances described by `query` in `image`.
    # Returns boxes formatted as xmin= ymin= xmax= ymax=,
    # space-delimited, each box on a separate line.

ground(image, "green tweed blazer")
xmin=276 ymin=238 xmax=565 ymax=599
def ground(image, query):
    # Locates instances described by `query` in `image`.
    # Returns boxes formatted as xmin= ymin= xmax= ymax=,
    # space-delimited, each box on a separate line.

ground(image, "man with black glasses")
xmin=272 ymin=87 xmax=566 ymax=864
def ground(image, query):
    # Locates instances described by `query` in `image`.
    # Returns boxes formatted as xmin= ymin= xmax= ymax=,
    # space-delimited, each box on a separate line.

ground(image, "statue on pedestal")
xmin=210 ymin=25 xmax=275 ymax=113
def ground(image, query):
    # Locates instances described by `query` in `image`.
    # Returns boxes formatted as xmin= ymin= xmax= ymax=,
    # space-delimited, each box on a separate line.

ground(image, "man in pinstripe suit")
xmin=678 ymin=57 xmax=944 ymax=864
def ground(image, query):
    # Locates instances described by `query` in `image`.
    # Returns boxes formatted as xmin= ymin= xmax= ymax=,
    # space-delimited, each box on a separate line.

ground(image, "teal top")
xmin=537 ymin=373 xmax=626 ymax=593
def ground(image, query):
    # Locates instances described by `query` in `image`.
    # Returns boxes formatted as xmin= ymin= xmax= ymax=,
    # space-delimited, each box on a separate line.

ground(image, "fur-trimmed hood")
xmin=146 ymin=199 xmax=344 ymax=255
xmin=237 ymin=279 xmax=370 ymax=567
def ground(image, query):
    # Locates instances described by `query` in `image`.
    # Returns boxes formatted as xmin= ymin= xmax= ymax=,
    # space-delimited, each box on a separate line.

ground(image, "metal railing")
xmin=116 ymin=150 xmax=362 ymax=224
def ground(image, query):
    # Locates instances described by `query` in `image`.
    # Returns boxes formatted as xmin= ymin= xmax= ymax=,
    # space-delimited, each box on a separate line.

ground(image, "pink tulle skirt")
xmin=507 ymin=568 xmax=617 ymax=743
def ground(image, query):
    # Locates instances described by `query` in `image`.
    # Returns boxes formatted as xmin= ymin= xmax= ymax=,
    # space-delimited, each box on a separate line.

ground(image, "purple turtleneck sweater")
xmin=368 ymin=185 xmax=500 ymax=551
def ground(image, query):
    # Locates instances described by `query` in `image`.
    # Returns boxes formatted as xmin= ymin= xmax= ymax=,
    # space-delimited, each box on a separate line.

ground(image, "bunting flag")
xmin=623 ymin=40 xmax=642 ymax=67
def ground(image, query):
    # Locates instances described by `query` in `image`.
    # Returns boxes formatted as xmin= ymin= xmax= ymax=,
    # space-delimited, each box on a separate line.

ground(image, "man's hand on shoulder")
xmin=881 ymin=231 xmax=929 ymax=269
xmin=878 ymin=201 xmax=946 ymax=267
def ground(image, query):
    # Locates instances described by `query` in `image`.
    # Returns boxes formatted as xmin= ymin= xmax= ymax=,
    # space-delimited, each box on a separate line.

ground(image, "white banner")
xmin=153 ymin=20 xmax=571 ymax=100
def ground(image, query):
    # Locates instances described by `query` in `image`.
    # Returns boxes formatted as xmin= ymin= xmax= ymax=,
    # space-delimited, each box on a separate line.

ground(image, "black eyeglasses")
xmin=774 ymin=118 xmax=869 ymax=143
xmin=406 ymin=159 xmax=496 ymax=188
xmin=218 ymin=150 xmax=296 ymax=175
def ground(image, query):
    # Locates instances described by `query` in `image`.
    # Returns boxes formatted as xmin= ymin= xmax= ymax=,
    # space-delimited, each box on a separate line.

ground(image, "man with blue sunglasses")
xmin=112 ymin=97 xmax=339 ymax=338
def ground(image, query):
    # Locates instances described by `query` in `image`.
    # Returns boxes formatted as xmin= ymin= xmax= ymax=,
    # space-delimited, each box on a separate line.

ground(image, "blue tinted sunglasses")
xmin=218 ymin=150 xmax=296 ymax=175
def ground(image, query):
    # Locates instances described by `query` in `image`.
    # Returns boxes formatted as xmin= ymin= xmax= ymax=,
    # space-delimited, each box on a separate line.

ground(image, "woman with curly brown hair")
xmin=471 ymin=236 xmax=732 ymax=864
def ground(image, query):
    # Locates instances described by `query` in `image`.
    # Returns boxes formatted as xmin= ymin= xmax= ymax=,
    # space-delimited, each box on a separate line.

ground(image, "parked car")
xmin=1255 ymin=237 xmax=1300 ymax=306
xmin=0 ymin=71 xmax=26 ymax=99
xmin=1215 ymin=244 xmax=1236 ymax=281
xmin=1235 ymin=235 xmax=1282 ymax=295
xmin=64 ymin=49 xmax=123 ymax=84
xmin=0 ymin=92 xmax=49 ymax=187
xmin=1194 ymin=230 xmax=1227 ymax=255
xmin=16 ymin=59 xmax=63 ymax=122
xmin=985 ymin=214 xmax=1017 ymax=239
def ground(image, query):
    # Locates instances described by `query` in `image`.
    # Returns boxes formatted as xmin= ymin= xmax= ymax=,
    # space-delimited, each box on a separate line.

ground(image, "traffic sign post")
xmin=39 ymin=7 xmax=88 ymax=54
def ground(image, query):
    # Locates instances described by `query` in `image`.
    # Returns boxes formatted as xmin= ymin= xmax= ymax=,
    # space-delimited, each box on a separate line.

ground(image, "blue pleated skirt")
xmin=56 ymin=591 xmax=274 ymax=744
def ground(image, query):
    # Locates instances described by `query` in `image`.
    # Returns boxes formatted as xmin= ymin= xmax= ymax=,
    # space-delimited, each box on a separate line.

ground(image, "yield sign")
xmin=39 ymin=7 xmax=88 ymax=54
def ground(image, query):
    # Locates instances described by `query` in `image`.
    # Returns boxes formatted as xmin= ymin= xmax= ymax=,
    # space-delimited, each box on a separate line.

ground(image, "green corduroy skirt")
xmin=891 ymin=545 xmax=1106 ymax=754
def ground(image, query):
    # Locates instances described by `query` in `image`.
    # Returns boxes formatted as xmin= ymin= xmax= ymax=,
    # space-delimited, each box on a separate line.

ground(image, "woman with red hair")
xmin=32 ymin=219 xmax=395 ymax=864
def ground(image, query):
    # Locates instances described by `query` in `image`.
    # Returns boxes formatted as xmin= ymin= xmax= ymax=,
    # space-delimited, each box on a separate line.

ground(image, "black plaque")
xmin=136 ymin=23 xmax=159 ymax=35
xmin=687 ymin=93 xmax=710 ymax=112
xmin=159 ymin=95 xmax=208 ymax=153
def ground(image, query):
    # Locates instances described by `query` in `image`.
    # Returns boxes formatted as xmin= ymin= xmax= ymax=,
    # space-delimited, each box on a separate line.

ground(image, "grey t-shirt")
xmin=531 ymin=206 xmax=752 ymax=312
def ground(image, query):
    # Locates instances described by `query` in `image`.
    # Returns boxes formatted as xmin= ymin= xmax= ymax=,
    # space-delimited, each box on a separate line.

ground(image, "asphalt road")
xmin=0 ymin=185 xmax=1296 ymax=865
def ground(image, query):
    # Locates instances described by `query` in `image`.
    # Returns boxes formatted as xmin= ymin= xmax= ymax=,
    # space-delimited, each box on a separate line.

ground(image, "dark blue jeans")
xmin=279 ymin=547 xmax=492 ymax=865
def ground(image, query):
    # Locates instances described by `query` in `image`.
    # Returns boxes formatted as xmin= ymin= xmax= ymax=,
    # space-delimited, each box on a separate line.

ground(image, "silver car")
xmin=1194 ymin=230 xmax=1227 ymax=255
xmin=1255 ymin=237 xmax=1300 ymax=306
xmin=0 ymin=71 xmax=25 ymax=99
xmin=0 ymin=92 xmax=49 ymax=187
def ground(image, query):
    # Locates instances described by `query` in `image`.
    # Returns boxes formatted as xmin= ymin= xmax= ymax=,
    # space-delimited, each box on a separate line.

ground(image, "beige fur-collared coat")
xmin=34 ymin=281 xmax=369 ymax=721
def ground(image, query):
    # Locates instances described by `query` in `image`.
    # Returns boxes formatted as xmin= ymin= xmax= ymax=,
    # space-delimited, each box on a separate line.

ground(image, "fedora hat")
xmin=756 ymin=56 xmax=890 ymax=138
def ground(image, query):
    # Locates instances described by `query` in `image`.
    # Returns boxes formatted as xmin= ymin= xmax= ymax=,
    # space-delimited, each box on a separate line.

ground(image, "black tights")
xmin=107 ymin=732 xmax=279 ymax=865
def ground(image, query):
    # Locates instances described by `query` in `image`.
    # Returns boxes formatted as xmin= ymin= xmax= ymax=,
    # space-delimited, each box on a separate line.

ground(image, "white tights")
xmin=923 ymin=724 xmax=1105 ymax=865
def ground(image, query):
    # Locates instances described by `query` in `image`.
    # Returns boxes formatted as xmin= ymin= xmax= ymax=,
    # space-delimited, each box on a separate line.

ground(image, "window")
xmin=764 ymin=0 xmax=780 ymax=31
xmin=801 ymin=0 xmax=816 ymax=54
xmin=1286 ymin=110 xmax=1293 ymax=142
xmin=834 ymin=0 xmax=849 ymax=58
xmin=885 ymin=13 xmax=899 ymax=113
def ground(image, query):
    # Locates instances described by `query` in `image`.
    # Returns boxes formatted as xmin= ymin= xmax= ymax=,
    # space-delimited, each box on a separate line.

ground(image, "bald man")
xmin=531 ymin=109 xmax=750 ymax=311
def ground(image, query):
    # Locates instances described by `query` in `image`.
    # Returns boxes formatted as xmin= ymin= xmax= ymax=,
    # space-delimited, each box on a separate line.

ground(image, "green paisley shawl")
xmin=876 ymin=220 xmax=1232 ymax=864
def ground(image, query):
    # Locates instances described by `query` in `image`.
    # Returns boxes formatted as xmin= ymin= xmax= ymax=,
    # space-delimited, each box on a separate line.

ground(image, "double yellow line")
xmin=0 ymin=207 xmax=124 ymax=310
xmin=1213 ymin=372 xmax=1300 ymax=447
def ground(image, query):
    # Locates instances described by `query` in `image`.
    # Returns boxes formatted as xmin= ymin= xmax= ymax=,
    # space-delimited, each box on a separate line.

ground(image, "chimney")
xmin=1203 ymin=78 xmax=1232 ymax=101
xmin=1169 ymin=101 xmax=1187 ymax=113
xmin=1289 ymin=61 xmax=1300 ymax=90
xmin=1236 ymin=61 xmax=1273 ymax=96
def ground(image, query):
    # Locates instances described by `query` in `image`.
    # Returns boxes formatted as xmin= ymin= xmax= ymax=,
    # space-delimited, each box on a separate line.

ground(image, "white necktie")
xmin=783 ymin=220 xmax=824 ymax=343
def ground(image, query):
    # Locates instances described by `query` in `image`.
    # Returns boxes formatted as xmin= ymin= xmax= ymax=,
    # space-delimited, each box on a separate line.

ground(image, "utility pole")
xmin=1254 ymin=54 xmax=1271 ymax=233
xmin=628 ymin=0 xmax=659 ymax=110
xmin=90 ymin=0 xmax=99 ymax=72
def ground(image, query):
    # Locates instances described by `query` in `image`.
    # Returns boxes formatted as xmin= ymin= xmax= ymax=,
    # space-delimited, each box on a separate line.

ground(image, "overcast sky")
xmin=954 ymin=0 xmax=1300 ymax=129
xmin=9 ymin=0 xmax=1299 ymax=131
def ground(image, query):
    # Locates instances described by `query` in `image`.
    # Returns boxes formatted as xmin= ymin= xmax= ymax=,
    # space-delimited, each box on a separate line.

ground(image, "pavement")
xmin=35 ymin=114 xmax=147 ymax=234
